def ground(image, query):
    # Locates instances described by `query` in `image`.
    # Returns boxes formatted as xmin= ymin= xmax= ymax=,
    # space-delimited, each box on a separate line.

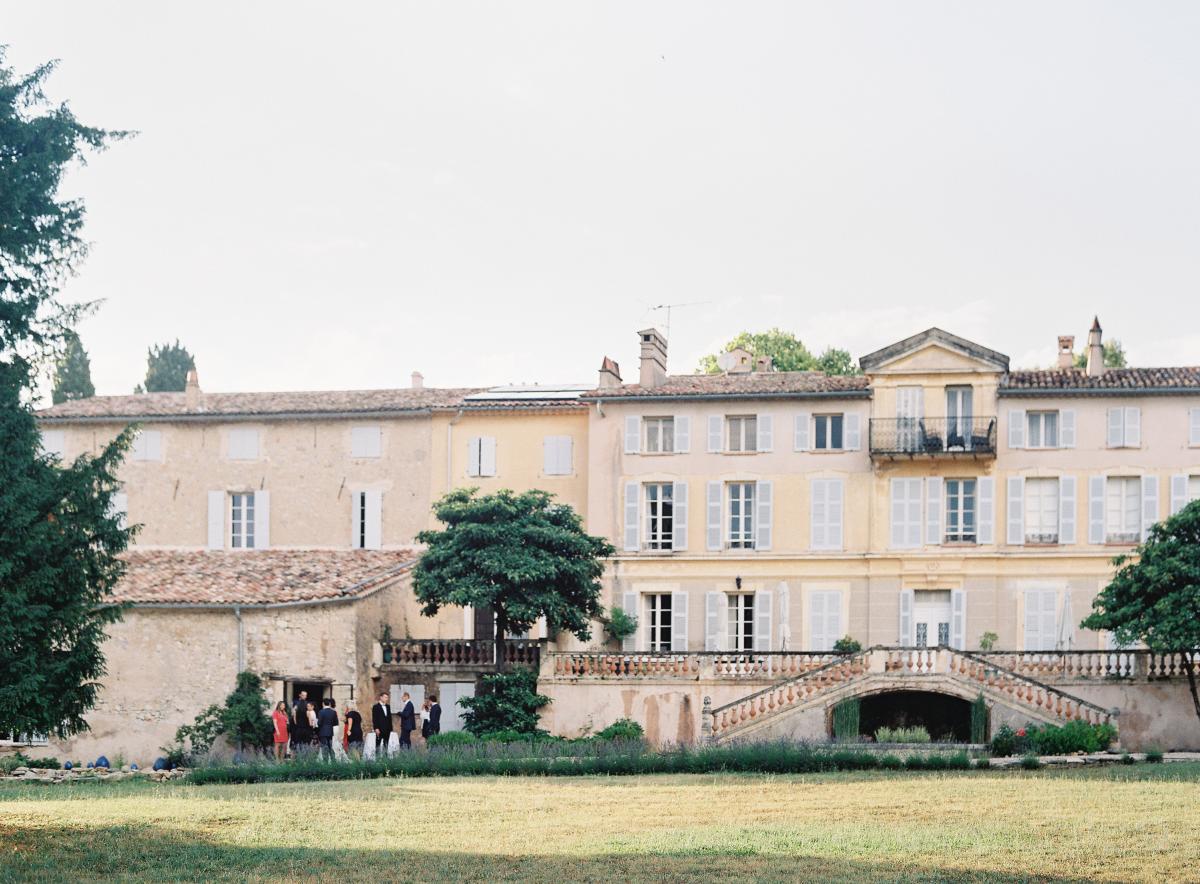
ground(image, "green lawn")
xmin=2 ymin=765 xmax=1199 ymax=882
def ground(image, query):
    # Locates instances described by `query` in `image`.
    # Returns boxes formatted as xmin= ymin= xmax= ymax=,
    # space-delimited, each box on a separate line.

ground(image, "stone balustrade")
xmin=380 ymin=638 xmax=541 ymax=670
xmin=547 ymin=651 xmax=844 ymax=680
xmin=975 ymin=650 xmax=1199 ymax=681
xmin=948 ymin=650 xmax=1115 ymax=726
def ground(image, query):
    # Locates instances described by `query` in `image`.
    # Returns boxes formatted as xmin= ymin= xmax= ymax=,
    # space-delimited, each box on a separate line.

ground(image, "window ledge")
xmin=638 ymin=451 xmax=679 ymax=457
xmin=721 ymin=451 xmax=762 ymax=456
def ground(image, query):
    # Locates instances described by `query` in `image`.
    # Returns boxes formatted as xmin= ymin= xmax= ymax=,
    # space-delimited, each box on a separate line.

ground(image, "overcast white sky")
xmin=5 ymin=2 xmax=1200 ymax=396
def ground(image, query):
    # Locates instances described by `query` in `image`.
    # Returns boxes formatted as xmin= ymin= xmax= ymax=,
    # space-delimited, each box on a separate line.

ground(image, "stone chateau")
xmin=13 ymin=319 xmax=1200 ymax=759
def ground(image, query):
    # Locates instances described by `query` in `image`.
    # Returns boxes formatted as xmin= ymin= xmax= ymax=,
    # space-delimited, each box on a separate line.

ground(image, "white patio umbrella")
xmin=1057 ymin=589 xmax=1075 ymax=650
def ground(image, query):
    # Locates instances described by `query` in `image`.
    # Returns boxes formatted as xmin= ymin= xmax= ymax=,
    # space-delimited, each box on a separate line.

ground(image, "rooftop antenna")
xmin=647 ymin=301 xmax=710 ymax=341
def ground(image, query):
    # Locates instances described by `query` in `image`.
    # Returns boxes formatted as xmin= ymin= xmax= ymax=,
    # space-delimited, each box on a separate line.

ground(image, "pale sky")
xmin=5 ymin=2 xmax=1200 ymax=398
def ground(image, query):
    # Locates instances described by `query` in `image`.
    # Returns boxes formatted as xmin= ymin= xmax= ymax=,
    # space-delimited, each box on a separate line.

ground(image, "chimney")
xmin=184 ymin=368 xmax=201 ymax=409
xmin=1057 ymin=335 xmax=1075 ymax=370
xmin=637 ymin=328 xmax=668 ymax=388
xmin=755 ymin=355 xmax=774 ymax=372
xmin=411 ymin=371 xmax=424 ymax=390
xmin=598 ymin=356 xmax=622 ymax=389
xmin=1086 ymin=317 xmax=1105 ymax=377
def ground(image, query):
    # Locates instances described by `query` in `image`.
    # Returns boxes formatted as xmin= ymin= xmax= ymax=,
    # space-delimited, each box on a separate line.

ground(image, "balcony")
xmin=869 ymin=416 xmax=996 ymax=460
xmin=379 ymin=638 xmax=541 ymax=672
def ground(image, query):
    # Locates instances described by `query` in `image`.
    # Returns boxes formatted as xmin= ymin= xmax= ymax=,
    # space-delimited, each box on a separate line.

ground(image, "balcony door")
xmin=945 ymin=386 xmax=973 ymax=450
xmin=912 ymin=590 xmax=952 ymax=648
xmin=897 ymin=386 xmax=924 ymax=452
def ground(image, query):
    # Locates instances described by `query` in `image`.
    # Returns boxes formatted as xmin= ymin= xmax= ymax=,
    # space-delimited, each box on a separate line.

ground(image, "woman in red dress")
xmin=271 ymin=701 xmax=290 ymax=761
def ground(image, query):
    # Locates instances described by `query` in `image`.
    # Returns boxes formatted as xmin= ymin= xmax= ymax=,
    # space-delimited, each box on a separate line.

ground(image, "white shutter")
xmin=1006 ymin=477 xmax=1025 ymax=546
xmin=623 ymin=482 xmax=639 ymax=552
xmin=228 ymin=428 xmax=260 ymax=460
xmin=1141 ymin=475 xmax=1158 ymax=541
xmin=891 ymin=478 xmax=922 ymax=549
xmin=844 ymin=413 xmax=861 ymax=451
xmin=543 ymin=437 xmax=556 ymax=474
xmin=672 ymin=482 xmax=688 ymax=551
xmin=810 ymin=479 xmax=828 ymax=550
xmin=479 ymin=436 xmax=497 ymax=476
xmin=707 ymin=416 xmax=723 ymax=452
xmin=559 ymin=436 xmax=573 ymax=474
xmin=364 ymin=489 xmax=382 ymax=550
xmin=757 ymin=414 xmax=773 ymax=452
xmin=351 ymin=491 xmax=364 ymax=549
xmin=207 ymin=491 xmax=224 ymax=549
xmin=1107 ymin=408 xmax=1123 ymax=447
xmin=624 ymin=416 xmax=641 ymax=454
xmin=978 ymin=477 xmax=995 ymax=544
xmin=40 ymin=429 xmax=66 ymax=460
xmin=109 ymin=492 xmax=128 ymax=530
xmin=827 ymin=479 xmax=844 ymax=550
xmin=826 ymin=591 xmax=843 ymax=649
xmin=755 ymin=480 xmax=773 ymax=551
xmin=777 ymin=582 xmax=791 ymax=650
xmin=1125 ymin=407 xmax=1141 ymax=448
xmin=705 ymin=591 xmax=722 ymax=651
xmin=622 ymin=592 xmax=638 ymax=652
xmin=1088 ymin=475 xmax=1106 ymax=544
xmin=951 ymin=589 xmax=966 ymax=649
xmin=899 ymin=589 xmax=914 ymax=646
xmin=926 ymin=477 xmax=943 ymax=547
xmin=1060 ymin=410 xmax=1076 ymax=448
xmin=254 ymin=490 xmax=270 ymax=549
xmin=467 ymin=437 xmax=481 ymax=477
xmin=810 ymin=592 xmax=827 ymax=652
xmin=1171 ymin=474 xmax=1189 ymax=516
xmin=1040 ymin=591 xmax=1058 ymax=651
xmin=794 ymin=412 xmax=811 ymax=451
xmin=674 ymin=416 xmax=690 ymax=453
xmin=1191 ymin=408 xmax=1200 ymax=446
xmin=671 ymin=592 xmax=688 ymax=652
xmin=706 ymin=481 xmax=722 ymax=550
xmin=1024 ymin=589 xmax=1058 ymax=651
xmin=1059 ymin=476 xmax=1077 ymax=544
xmin=754 ymin=589 xmax=772 ymax=652
xmin=1008 ymin=409 xmax=1026 ymax=449
xmin=350 ymin=426 xmax=382 ymax=458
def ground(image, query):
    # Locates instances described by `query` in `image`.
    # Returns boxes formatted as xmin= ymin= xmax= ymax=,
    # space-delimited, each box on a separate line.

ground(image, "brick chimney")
xmin=185 ymin=368 xmax=201 ymax=409
xmin=598 ymin=356 xmax=622 ymax=389
xmin=755 ymin=355 xmax=774 ymax=372
xmin=637 ymin=328 xmax=668 ymax=388
xmin=1086 ymin=317 xmax=1105 ymax=377
xmin=1057 ymin=335 xmax=1075 ymax=370
xmin=411 ymin=371 xmax=424 ymax=390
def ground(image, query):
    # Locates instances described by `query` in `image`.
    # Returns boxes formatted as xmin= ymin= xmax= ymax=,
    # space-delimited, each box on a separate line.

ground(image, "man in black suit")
xmin=399 ymin=691 xmax=416 ymax=749
xmin=371 ymin=692 xmax=393 ymax=755
xmin=316 ymin=697 xmax=339 ymax=761
xmin=427 ymin=694 xmax=442 ymax=736
xmin=290 ymin=690 xmax=308 ymax=754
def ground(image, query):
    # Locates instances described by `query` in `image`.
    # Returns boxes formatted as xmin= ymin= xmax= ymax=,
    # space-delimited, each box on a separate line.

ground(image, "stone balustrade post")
xmin=701 ymin=695 xmax=714 ymax=745
xmin=698 ymin=655 xmax=716 ymax=682
xmin=867 ymin=647 xmax=886 ymax=674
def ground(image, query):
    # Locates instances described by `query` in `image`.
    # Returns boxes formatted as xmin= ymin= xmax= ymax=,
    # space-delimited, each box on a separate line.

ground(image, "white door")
xmin=945 ymin=386 xmax=973 ymax=450
xmin=438 ymin=681 xmax=476 ymax=732
xmin=912 ymin=590 xmax=952 ymax=648
xmin=897 ymin=386 xmax=924 ymax=452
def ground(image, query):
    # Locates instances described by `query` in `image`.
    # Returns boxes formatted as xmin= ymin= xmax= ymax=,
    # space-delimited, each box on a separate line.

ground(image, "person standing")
xmin=399 ymin=691 xmax=416 ymax=749
xmin=371 ymin=692 xmax=393 ymax=756
xmin=271 ymin=701 xmax=290 ymax=761
xmin=290 ymin=690 xmax=308 ymax=754
xmin=317 ymin=698 xmax=339 ymax=761
xmin=428 ymin=694 xmax=442 ymax=737
xmin=345 ymin=705 xmax=364 ymax=758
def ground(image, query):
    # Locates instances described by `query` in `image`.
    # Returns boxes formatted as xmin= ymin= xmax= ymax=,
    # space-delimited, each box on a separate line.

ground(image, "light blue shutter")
xmin=622 ymin=592 xmax=638 ymax=652
xmin=1141 ymin=475 xmax=1158 ymax=541
xmin=674 ymin=416 xmax=690 ymax=453
xmin=1088 ymin=476 xmax=1106 ymax=543
xmin=754 ymin=589 xmax=773 ymax=652
xmin=207 ymin=491 xmax=224 ymax=549
xmin=624 ymin=416 xmax=641 ymax=454
xmin=671 ymin=592 xmax=688 ymax=652
xmin=899 ymin=589 xmax=913 ymax=646
xmin=755 ymin=481 xmax=773 ymax=551
xmin=707 ymin=416 xmax=723 ymax=452
xmin=1060 ymin=410 xmax=1076 ymax=448
xmin=978 ymin=477 xmax=995 ymax=544
xmin=844 ymin=413 xmax=861 ymax=450
xmin=1059 ymin=476 xmax=1076 ymax=544
xmin=705 ymin=591 xmax=722 ymax=650
xmin=794 ymin=412 xmax=811 ymax=451
xmin=672 ymin=482 xmax=688 ymax=551
xmin=926 ymin=477 xmax=943 ymax=546
xmin=254 ymin=490 xmax=270 ymax=549
xmin=623 ymin=482 xmax=639 ymax=551
xmin=1008 ymin=410 xmax=1026 ymax=449
xmin=757 ymin=414 xmax=773 ymax=452
xmin=1006 ymin=477 xmax=1025 ymax=545
xmin=951 ymin=589 xmax=965 ymax=648
xmin=706 ymin=481 xmax=722 ymax=550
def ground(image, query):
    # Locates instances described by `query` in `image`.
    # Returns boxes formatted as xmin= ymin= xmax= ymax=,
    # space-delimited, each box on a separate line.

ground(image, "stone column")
xmin=701 ymin=695 xmax=714 ymax=746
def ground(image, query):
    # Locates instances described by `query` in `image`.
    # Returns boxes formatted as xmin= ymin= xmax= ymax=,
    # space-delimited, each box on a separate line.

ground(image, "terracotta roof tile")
xmin=114 ymin=549 xmax=415 ymax=606
xmin=1001 ymin=367 xmax=1200 ymax=393
xmin=581 ymin=371 xmax=871 ymax=399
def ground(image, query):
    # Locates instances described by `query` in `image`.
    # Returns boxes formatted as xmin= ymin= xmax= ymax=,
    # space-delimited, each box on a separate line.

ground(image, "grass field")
xmin=3 ymin=764 xmax=1199 ymax=883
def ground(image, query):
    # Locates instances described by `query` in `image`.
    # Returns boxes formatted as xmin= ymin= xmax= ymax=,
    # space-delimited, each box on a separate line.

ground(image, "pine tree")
xmin=51 ymin=331 xmax=95 ymax=403
xmin=141 ymin=340 xmax=195 ymax=392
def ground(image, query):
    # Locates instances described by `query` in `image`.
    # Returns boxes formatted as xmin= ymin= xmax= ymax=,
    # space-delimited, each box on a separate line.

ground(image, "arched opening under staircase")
xmin=857 ymin=690 xmax=974 ymax=742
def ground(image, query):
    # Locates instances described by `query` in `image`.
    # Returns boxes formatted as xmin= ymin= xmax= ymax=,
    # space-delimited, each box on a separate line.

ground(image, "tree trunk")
xmin=495 ymin=611 xmax=507 ymax=673
xmin=1185 ymin=650 xmax=1200 ymax=729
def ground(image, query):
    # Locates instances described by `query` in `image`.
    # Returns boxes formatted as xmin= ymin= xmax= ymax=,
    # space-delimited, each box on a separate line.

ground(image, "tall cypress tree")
xmin=0 ymin=51 xmax=134 ymax=740
xmin=51 ymin=331 xmax=96 ymax=403
xmin=141 ymin=340 xmax=195 ymax=392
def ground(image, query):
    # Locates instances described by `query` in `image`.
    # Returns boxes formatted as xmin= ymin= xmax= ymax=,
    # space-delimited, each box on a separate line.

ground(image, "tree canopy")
xmin=51 ymin=331 xmax=95 ymax=403
xmin=1081 ymin=501 xmax=1200 ymax=727
xmin=414 ymin=489 xmax=615 ymax=666
xmin=698 ymin=328 xmax=859 ymax=375
xmin=139 ymin=339 xmax=195 ymax=393
xmin=1074 ymin=340 xmax=1127 ymax=369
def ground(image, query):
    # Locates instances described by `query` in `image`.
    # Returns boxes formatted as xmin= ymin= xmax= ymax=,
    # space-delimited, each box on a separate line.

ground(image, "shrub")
xmin=978 ymin=631 xmax=998 ymax=651
xmin=833 ymin=699 xmax=860 ymax=741
xmin=946 ymin=752 xmax=972 ymax=770
xmin=974 ymin=757 xmax=991 ymax=770
xmin=1 ymin=753 xmax=30 ymax=774
xmin=991 ymin=721 xmax=1118 ymax=756
xmin=1146 ymin=748 xmax=1164 ymax=764
xmin=832 ymin=636 xmax=862 ymax=653
xmin=604 ymin=607 xmax=638 ymax=644
xmin=1020 ymin=754 xmax=1042 ymax=770
xmin=25 ymin=756 xmax=61 ymax=770
xmin=879 ymin=754 xmax=904 ymax=770
xmin=595 ymin=718 xmax=644 ymax=741
xmin=904 ymin=755 xmax=927 ymax=770
xmin=925 ymin=754 xmax=949 ymax=771
xmin=426 ymin=731 xmax=476 ymax=748
xmin=459 ymin=668 xmax=551 ymax=736
xmin=970 ymin=695 xmax=988 ymax=744
xmin=1120 ymin=752 xmax=1135 ymax=765
xmin=875 ymin=726 xmax=930 ymax=744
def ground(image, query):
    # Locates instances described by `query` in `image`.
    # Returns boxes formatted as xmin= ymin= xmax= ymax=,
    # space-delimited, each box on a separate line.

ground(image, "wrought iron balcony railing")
xmin=869 ymin=416 xmax=997 ymax=458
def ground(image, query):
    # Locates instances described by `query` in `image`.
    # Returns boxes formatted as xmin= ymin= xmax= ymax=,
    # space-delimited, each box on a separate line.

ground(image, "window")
xmin=351 ymin=490 xmax=381 ymax=550
xmin=39 ymin=430 xmax=66 ymax=460
xmin=727 ymin=482 xmax=755 ymax=548
xmin=1107 ymin=408 xmax=1141 ymax=448
xmin=231 ymin=493 xmax=256 ymax=548
xmin=351 ymin=426 xmax=382 ymax=458
xmin=354 ymin=492 xmax=367 ymax=549
xmin=644 ymin=483 xmax=674 ymax=550
xmin=944 ymin=479 xmax=977 ymax=543
xmin=813 ymin=414 xmax=844 ymax=450
xmin=228 ymin=428 xmax=260 ymax=460
xmin=467 ymin=436 xmax=497 ymax=477
xmin=0 ymin=731 xmax=47 ymax=746
xmin=1024 ymin=478 xmax=1060 ymax=543
xmin=727 ymin=593 xmax=755 ymax=651
xmin=1027 ymin=412 xmax=1059 ymax=449
xmin=643 ymin=417 xmax=675 ymax=453
xmin=1190 ymin=476 xmax=1200 ymax=505
xmin=726 ymin=415 xmax=757 ymax=452
xmin=1105 ymin=477 xmax=1141 ymax=543
xmin=645 ymin=594 xmax=673 ymax=652
xmin=543 ymin=435 xmax=572 ymax=475
xmin=131 ymin=429 xmax=163 ymax=461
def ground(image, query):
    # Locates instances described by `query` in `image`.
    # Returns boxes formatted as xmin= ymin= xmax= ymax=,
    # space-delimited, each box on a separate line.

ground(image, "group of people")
xmin=269 ymin=689 xmax=441 ymax=761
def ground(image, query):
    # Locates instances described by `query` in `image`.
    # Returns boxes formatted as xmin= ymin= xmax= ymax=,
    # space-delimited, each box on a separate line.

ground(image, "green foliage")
xmin=1146 ymin=749 xmax=1164 ymax=764
xmin=140 ymin=340 xmax=195 ymax=393
xmin=1 ymin=753 xmax=30 ymax=774
xmin=603 ymin=606 xmax=638 ymax=644
xmin=974 ymin=757 xmax=992 ymax=770
xmin=415 ymin=488 xmax=614 ymax=664
xmin=832 ymin=636 xmax=862 ymax=653
xmin=1120 ymin=752 xmax=1136 ymax=765
xmin=174 ymin=705 xmax=224 ymax=760
xmin=698 ymin=329 xmax=860 ymax=376
xmin=1020 ymin=754 xmax=1042 ymax=770
xmin=425 ymin=731 xmax=477 ymax=748
xmin=978 ymin=631 xmax=999 ymax=651
xmin=1081 ymin=500 xmax=1200 ymax=725
xmin=170 ymin=672 xmax=272 ymax=761
xmin=595 ymin=718 xmax=644 ymax=741
xmin=832 ymin=699 xmax=860 ymax=740
xmin=875 ymin=726 xmax=931 ymax=744
xmin=51 ymin=331 xmax=95 ymax=403
xmin=458 ymin=668 xmax=551 ymax=736
xmin=1074 ymin=340 xmax=1127 ymax=369
xmin=878 ymin=754 xmax=904 ymax=770
xmin=814 ymin=347 xmax=858 ymax=376
xmin=989 ymin=721 xmax=1116 ymax=757
xmin=970 ymin=695 xmax=988 ymax=744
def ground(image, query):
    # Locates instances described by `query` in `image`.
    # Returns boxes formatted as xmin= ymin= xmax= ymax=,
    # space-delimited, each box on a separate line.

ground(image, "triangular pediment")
xmin=859 ymin=328 xmax=1009 ymax=374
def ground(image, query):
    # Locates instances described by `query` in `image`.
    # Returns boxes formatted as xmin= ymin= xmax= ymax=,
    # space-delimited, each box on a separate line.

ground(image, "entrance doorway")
xmin=287 ymin=681 xmax=329 ymax=707
xmin=912 ymin=590 xmax=952 ymax=648
xmin=859 ymin=691 xmax=972 ymax=742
